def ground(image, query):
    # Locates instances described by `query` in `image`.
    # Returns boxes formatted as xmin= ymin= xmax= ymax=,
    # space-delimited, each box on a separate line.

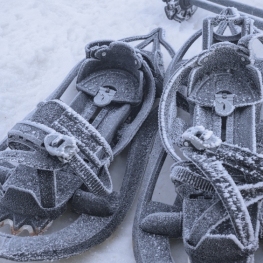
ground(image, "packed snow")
xmin=1 ymin=0 xmax=263 ymax=262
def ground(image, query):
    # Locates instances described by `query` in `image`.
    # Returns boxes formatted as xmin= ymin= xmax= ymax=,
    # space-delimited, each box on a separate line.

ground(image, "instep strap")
xmin=0 ymin=100 xmax=113 ymax=196
xmin=171 ymin=163 xmax=215 ymax=193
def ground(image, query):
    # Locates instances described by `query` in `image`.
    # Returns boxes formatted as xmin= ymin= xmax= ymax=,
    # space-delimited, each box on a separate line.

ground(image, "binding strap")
xmin=0 ymin=100 xmax=113 ymax=196
xmin=187 ymin=182 xmax=263 ymax=248
xmin=171 ymin=162 xmax=215 ymax=193
xmin=183 ymin=147 xmax=256 ymax=249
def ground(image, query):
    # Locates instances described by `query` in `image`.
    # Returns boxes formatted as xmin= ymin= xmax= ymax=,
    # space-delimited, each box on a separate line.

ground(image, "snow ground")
xmin=0 ymin=0 xmax=263 ymax=262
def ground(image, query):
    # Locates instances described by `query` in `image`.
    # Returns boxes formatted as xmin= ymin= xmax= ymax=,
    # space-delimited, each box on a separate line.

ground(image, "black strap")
xmin=171 ymin=164 xmax=215 ymax=193
xmin=0 ymin=100 xmax=113 ymax=196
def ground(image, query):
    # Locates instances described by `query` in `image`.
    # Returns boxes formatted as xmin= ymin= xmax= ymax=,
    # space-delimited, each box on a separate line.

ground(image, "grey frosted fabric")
xmin=0 ymin=29 xmax=175 ymax=261
xmin=135 ymin=9 xmax=263 ymax=263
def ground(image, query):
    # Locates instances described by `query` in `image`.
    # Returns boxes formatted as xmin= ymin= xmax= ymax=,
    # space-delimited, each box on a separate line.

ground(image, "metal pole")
xmin=207 ymin=0 xmax=263 ymax=19
xmin=190 ymin=0 xmax=224 ymax=13
xmin=189 ymin=0 xmax=263 ymax=29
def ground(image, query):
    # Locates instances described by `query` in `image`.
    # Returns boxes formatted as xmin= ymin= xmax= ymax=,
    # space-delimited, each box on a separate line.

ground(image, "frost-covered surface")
xmin=1 ymin=0 xmax=263 ymax=262
xmin=182 ymin=126 xmax=222 ymax=150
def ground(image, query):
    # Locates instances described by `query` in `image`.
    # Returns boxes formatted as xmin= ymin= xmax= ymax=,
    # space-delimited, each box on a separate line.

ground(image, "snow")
xmin=1 ymin=0 xmax=263 ymax=262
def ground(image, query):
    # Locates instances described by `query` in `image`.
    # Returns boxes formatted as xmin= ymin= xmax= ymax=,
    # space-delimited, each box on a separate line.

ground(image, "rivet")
xmin=183 ymin=141 xmax=189 ymax=147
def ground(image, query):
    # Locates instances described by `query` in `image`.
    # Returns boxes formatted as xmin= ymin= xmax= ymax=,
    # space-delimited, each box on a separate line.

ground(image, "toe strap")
xmin=0 ymin=100 xmax=113 ymax=196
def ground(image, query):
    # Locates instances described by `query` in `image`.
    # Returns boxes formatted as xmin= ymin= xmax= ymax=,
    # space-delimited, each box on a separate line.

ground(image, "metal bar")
xmin=208 ymin=0 xmax=263 ymax=19
xmin=190 ymin=0 xmax=223 ymax=13
xmin=190 ymin=0 xmax=263 ymax=29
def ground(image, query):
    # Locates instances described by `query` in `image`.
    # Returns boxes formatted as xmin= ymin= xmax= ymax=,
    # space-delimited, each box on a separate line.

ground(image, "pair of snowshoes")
xmin=1 ymin=7 xmax=263 ymax=263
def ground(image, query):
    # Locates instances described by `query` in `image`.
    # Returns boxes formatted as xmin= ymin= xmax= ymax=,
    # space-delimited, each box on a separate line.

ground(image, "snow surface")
xmin=1 ymin=0 xmax=263 ymax=262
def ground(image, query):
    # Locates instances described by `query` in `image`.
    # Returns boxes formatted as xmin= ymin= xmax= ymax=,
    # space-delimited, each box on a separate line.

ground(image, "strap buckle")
xmin=44 ymin=133 xmax=79 ymax=163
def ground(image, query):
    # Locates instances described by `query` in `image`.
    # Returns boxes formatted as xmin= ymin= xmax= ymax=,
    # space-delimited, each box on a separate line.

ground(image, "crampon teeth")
xmin=12 ymin=224 xmax=34 ymax=236
xmin=0 ymin=219 xmax=53 ymax=236
xmin=0 ymin=218 xmax=12 ymax=228
xmin=1 ymin=219 xmax=34 ymax=235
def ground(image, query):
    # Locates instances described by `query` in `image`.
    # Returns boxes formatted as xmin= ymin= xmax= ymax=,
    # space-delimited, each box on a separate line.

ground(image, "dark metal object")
xmin=162 ymin=0 xmax=263 ymax=29
xmin=162 ymin=0 xmax=198 ymax=22
xmin=134 ymin=9 xmax=263 ymax=263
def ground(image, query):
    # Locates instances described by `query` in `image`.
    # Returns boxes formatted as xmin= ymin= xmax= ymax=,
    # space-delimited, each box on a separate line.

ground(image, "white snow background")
xmin=1 ymin=0 xmax=263 ymax=262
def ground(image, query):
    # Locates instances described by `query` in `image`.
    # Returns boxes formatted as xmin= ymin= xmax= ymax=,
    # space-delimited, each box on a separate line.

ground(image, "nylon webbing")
xmin=171 ymin=165 xmax=215 ymax=193
xmin=0 ymin=100 xmax=113 ymax=196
